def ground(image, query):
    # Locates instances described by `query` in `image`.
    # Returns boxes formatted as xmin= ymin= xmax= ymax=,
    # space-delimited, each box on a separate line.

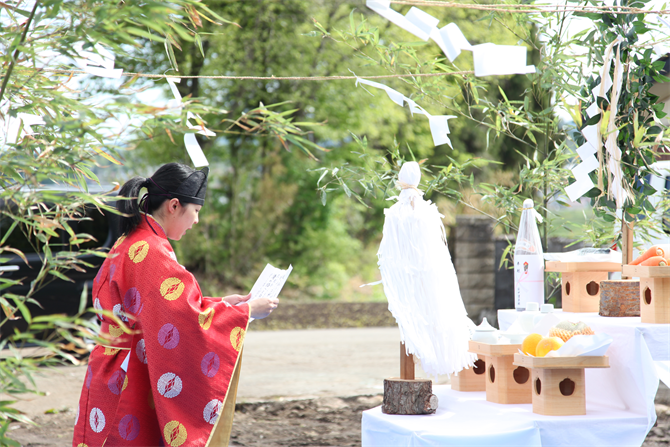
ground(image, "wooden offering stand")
xmin=450 ymin=355 xmax=486 ymax=392
xmin=622 ymin=265 xmax=670 ymax=324
xmin=382 ymin=343 xmax=438 ymax=415
xmin=513 ymin=354 xmax=610 ymax=416
xmin=545 ymin=261 xmax=622 ymax=313
xmin=468 ymin=341 xmax=531 ymax=404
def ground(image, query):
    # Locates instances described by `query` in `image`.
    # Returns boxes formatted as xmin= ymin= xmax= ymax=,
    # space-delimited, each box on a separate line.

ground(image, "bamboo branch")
xmin=0 ymin=0 xmax=39 ymax=105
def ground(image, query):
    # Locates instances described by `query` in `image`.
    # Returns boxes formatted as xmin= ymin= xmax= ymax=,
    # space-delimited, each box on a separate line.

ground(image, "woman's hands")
xmin=222 ymin=293 xmax=252 ymax=306
xmin=248 ymin=297 xmax=279 ymax=319
xmin=221 ymin=292 xmax=278 ymax=319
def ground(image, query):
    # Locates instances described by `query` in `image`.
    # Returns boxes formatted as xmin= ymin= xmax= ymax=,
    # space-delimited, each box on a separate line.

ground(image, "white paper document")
xmin=248 ymin=263 xmax=293 ymax=302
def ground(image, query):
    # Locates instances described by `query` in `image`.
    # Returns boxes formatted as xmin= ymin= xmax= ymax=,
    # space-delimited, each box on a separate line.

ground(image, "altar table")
xmin=361 ymin=310 xmax=669 ymax=446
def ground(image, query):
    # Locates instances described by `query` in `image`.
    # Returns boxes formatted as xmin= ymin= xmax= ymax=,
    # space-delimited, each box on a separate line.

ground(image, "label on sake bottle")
xmin=514 ymin=254 xmax=544 ymax=311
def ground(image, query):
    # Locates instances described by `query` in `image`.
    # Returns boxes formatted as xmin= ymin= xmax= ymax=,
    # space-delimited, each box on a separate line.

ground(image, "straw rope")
xmin=29 ymin=68 xmax=473 ymax=81
xmin=390 ymin=0 xmax=670 ymax=15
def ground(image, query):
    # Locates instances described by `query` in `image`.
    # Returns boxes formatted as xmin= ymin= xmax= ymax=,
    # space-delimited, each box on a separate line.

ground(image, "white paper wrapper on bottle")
xmin=514 ymin=199 xmax=544 ymax=310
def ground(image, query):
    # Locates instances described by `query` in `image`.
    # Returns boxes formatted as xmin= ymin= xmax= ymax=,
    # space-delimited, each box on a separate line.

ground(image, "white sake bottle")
xmin=514 ymin=199 xmax=545 ymax=311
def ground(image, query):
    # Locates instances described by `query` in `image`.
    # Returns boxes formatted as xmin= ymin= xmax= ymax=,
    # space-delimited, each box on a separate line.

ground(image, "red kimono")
xmin=73 ymin=215 xmax=249 ymax=447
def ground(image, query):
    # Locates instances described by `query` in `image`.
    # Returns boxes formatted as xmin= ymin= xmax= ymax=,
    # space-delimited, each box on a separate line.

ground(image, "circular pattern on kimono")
xmin=89 ymin=408 xmax=106 ymax=433
xmin=118 ymin=414 xmax=140 ymax=441
xmin=200 ymin=352 xmax=220 ymax=378
xmin=113 ymin=303 xmax=128 ymax=323
xmin=93 ymin=298 xmax=103 ymax=320
xmin=158 ymin=323 xmax=180 ymax=350
xmin=136 ymin=339 xmax=147 ymax=364
xmin=160 ymin=277 xmax=185 ymax=301
xmin=76 ymin=444 xmax=88 ymax=447
xmin=203 ymin=399 xmax=223 ymax=424
xmin=109 ymin=264 xmax=116 ymax=282
xmin=108 ymin=370 xmax=126 ymax=395
xmin=85 ymin=365 xmax=93 ymax=389
xmin=128 ymin=240 xmax=149 ymax=263
xmin=123 ymin=287 xmax=142 ymax=315
xmin=198 ymin=308 xmax=215 ymax=330
xmin=157 ymin=372 xmax=183 ymax=398
xmin=112 ymin=235 xmax=126 ymax=250
xmin=108 ymin=324 xmax=123 ymax=338
xmin=123 ymin=374 xmax=129 ymax=392
xmin=163 ymin=421 xmax=187 ymax=447
xmin=230 ymin=327 xmax=245 ymax=352
xmin=104 ymin=347 xmax=121 ymax=356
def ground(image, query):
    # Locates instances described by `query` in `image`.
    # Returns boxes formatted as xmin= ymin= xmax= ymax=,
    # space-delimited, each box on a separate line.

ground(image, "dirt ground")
xmin=7 ymin=395 xmax=382 ymax=447
xmin=7 ymin=398 xmax=670 ymax=447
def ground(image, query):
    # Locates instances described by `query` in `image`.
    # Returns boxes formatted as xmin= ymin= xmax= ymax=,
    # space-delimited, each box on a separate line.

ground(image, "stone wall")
xmin=453 ymin=215 xmax=496 ymax=325
xmin=453 ymin=215 xmax=584 ymax=326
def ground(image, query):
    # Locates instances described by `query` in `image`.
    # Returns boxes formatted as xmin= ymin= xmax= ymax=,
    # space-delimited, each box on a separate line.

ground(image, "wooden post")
xmin=621 ymin=220 xmax=634 ymax=279
xmin=400 ymin=342 xmax=415 ymax=380
xmin=382 ymin=342 xmax=438 ymax=415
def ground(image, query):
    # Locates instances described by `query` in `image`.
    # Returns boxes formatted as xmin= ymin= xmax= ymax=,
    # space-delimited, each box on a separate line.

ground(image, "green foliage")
xmin=321 ymin=1 xmax=670 ymax=256
xmin=0 ymin=0 xmax=257 ymax=440
xmin=572 ymin=0 xmax=668 ymax=230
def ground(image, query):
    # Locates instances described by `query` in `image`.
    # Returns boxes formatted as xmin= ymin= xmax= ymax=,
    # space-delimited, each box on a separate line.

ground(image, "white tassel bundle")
xmin=378 ymin=162 xmax=476 ymax=377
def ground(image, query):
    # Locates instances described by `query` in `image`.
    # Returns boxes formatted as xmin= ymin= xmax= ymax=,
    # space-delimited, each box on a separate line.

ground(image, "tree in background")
xmin=0 ymin=0 xmax=324 ymax=439
xmin=120 ymin=1 xmax=539 ymax=299
xmin=318 ymin=1 xmax=670 ymax=276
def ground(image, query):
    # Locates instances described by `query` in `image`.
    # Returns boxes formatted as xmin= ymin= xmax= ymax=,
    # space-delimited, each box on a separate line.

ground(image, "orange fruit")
xmin=535 ymin=337 xmax=564 ymax=357
xmin=521 ymin=333 xmax=543 ymax=356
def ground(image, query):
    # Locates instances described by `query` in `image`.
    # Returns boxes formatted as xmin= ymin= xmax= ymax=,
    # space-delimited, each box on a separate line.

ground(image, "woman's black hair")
xmin=117 ymin=163 xmax=197 ymax=235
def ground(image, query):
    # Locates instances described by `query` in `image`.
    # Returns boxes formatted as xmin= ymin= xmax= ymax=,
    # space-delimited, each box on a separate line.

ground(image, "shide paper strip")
xmin=586 ymin=102 xmax=600 ymax=118
xmin=566 ymin=37 xmax=627 ymax=206
xmin=355 ymin=77 xmax=455 ymax=147
xmin=4 ymin=112 xmax=45 ymax=145
xmin=430 ymin=23 xmax=472 ymax=62
xmin=472 ymin=43 xmax=536 ymax=76
xmin=184 ymin=133 xmax=209 ymax=168
xmin=365 ymin=0 xmax=535 ymax=75
xmin=166 ymin=77 xmax=211 ymax=167
xmin=73 ymin=42 xmax=123 ymax=79
xmin=366 ymin=1 xmax=437 ymax=41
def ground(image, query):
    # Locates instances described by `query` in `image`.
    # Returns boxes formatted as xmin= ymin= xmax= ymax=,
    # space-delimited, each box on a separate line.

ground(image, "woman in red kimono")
xmin=73 ymin=163 xmax=277 ymax=447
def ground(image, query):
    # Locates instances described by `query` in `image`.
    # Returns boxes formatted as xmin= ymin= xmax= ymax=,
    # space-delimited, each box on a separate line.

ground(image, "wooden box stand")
xmin=451 ymin=355 xmax=486 ymax=392
xmin=514 ymin=354 xmax=610 ymax=416
xmin=545 ymin=261 xmax=622 ymax=313
xmin=469 ymin=341 xmax=531 ymax=404
xmin=622 ymin=265 xmax=670 ymax=324
xmin=382 ymin=343 xmax=438 ymax=415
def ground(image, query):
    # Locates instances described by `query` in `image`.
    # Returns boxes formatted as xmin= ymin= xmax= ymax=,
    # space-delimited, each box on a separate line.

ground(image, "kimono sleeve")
xmin=137 ymin=240 xmax=249 ymax=445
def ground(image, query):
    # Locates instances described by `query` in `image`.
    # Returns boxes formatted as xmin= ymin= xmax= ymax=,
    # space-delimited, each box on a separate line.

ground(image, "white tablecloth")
xmin=362 ymin=386 xmax=649 ymax=446
xmin=361 ymin=310 xmax=668 ymax=446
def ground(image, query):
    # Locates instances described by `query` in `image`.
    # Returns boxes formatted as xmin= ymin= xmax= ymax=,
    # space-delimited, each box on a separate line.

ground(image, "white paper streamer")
xmin=2 ymin=111 xmax=45 ymax=145
xmin=365 ymin=1 xmax=535 ymax=75
xmin=471 ymin=43 xmax=536 ymax=77
xmin=73 ymin=42 xmax=123 ymax=79
xmin=377 ymin=161 xmax=476 ymax=376
xmin=166 ymin=77 xmax=211 ymax=167
xmin=366 ymin=1 xmax=437 ymax=41
xmin=355 ymin=77 xmax=455 ymax=147
xmin=566 ymin=37 xmax=627 ymax=206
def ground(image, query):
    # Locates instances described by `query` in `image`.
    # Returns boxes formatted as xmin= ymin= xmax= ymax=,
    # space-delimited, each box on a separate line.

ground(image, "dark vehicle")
xmin=0 ymin=186 xmax=121 ymax=338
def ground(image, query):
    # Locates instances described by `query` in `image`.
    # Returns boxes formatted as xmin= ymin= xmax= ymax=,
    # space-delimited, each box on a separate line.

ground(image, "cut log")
xmin=599 ymin=279 xmax=640 ymax=317
xmin=382 ymin=378 xmax=438 ymax=415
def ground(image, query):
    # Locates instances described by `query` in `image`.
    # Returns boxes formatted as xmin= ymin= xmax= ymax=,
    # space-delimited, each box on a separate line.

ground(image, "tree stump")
xmin=382 ymin=378 xmax=438 ymax=415
xmin=599 ymin=279 xmax=640 ymax=317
